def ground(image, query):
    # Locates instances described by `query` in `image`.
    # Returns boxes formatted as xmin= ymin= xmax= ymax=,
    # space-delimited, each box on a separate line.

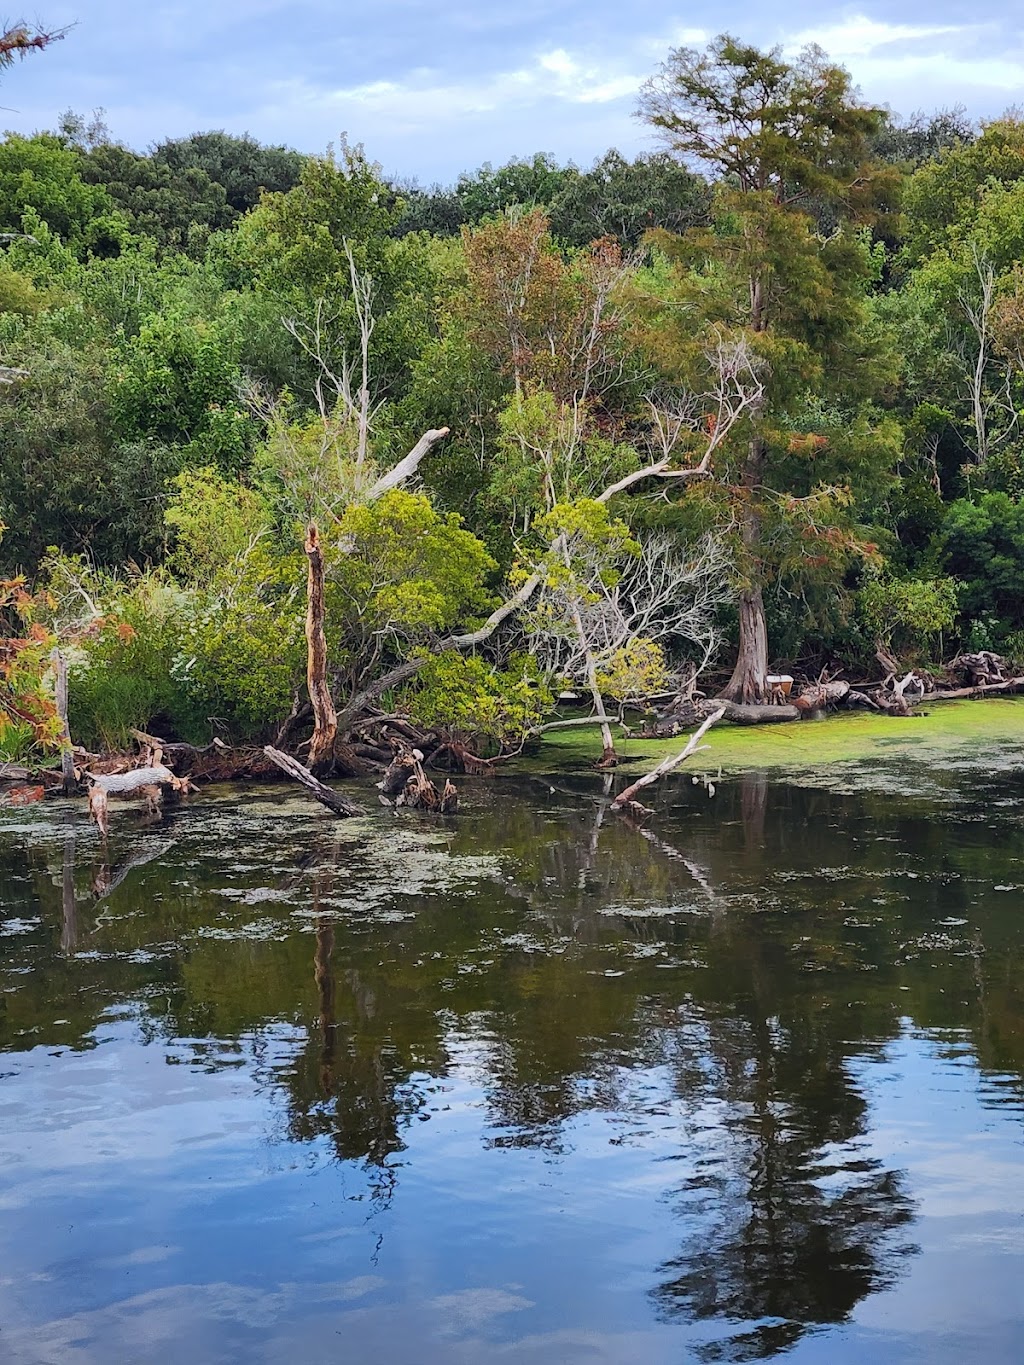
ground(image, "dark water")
xmin=1 ymin=764 xmax=1023 ymax=1364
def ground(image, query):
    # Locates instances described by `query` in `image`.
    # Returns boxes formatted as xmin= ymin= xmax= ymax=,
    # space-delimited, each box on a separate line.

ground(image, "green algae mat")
xmin=536 ymin=696 xmax=1024 ymax=782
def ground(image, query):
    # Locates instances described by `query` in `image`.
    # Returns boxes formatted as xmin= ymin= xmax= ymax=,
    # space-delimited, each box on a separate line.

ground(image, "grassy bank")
xmin=533 ymin=697 xmax=1024 ymax=776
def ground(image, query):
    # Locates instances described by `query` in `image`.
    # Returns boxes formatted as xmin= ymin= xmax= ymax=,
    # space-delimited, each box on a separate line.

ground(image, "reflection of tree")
xmin=653 ymin=1009 xmax=916 ymax=1361
xmin=61 ymin=835 xmax=76 ymax=955
xmin=8 ymin=772 xmax=1024 ymax=1354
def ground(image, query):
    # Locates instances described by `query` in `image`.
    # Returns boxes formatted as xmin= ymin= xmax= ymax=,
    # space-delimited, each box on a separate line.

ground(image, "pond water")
xmin=1 ymin=758 xmax=1023 ymax=1364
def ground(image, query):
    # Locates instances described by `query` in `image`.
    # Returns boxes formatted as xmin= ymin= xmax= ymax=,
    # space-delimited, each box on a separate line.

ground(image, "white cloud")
xmin=785 ymin=15 xmax=968 ymax=58
xmin=262 ymin=41 xmax=656 ymax=137
xmin=777 ymin=13 xmax=1024 ymax=109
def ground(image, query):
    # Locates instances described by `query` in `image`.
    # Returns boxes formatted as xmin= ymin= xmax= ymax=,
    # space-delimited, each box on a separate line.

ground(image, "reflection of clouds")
xmin=432 ymin=1286 xmax=533 ymax=1334
xmin=0 ymin=1276 xmax=388 ymax=1365
xmin=2 ymin=1276 xmax=690 ymax=1365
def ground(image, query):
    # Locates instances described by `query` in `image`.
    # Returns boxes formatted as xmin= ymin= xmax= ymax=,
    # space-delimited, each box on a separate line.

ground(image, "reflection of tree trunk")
xmin=61 ymin=835 xmax=76 ymax=955
xmin=315 ymin=919 xmax=336 ymax=1094
xmin=740 ymin=773 xmax=768 ymax=849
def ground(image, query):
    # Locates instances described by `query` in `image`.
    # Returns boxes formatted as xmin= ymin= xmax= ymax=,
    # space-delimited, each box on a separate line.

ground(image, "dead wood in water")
xmin=86 ymin=763 xmax=193 ymax=837
xmin=611 ymin=709 xmax=725 ymax=820
xmin=263 ymin=746 xmax=364 ymax=817
xmin=378 ymin=748 xmax=459 ymax=813
xmin=703 ymin=699 xmax=800 ymax=725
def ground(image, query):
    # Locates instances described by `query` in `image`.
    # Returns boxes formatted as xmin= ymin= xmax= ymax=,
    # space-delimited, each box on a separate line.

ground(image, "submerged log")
xmin=263 ymin=746 xmax=364 ymax=817
xmin=611 ymin=708 xmax=725 ymax=819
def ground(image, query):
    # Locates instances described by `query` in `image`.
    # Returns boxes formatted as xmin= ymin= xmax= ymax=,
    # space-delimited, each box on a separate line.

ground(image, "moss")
xmin=531 ymin=697 xmax=1024 ymax=776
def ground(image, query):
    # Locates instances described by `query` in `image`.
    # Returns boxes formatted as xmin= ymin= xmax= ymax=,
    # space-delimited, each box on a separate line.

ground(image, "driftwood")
xmin=263 ymin=746 xmax=364 ymax=817
xmin=379 ymin=748 xmax=459 ymax=813
xmin=912 ymin=675 xmax=1024 ymax=703
xmin=86 ymin=764 xmax=192 ymax=837
xmin=793 ymin=679 xmax=850 ymax=712
xmin=611 ymin=708 xmax=725 ymax=819
xmin=948 ymin=651 xmax=1013 ymax=686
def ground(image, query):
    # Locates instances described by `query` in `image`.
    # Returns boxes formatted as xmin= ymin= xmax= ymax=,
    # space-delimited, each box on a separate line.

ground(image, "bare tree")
xmin=956 ymin=246 xmax=1020 ymax=464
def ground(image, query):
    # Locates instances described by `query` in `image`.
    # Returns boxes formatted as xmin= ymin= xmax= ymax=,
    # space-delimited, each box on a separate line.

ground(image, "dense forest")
xmin=4 ymin=25 xmax=1024 ymax=771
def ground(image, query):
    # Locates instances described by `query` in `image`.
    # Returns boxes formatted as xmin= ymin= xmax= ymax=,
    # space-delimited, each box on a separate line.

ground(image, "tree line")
xmin=3 ymin=29 xmax=1024 ymax=766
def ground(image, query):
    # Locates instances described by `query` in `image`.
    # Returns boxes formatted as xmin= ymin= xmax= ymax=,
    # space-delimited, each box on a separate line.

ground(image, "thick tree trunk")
xmin=720 ymin=585 xmax=769 ymax=703
xmin=304 ymin=523 xmax=337 ymax=773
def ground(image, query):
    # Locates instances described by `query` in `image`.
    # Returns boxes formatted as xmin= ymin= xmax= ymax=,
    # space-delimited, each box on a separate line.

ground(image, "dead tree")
xmin=263 ymin=746 xmax=364 ymax=817
xmin=51 ymin=648 xmax=77 ymax=795
xmin=86 ymin=764 xmax=192 ymax=838
xmin=304 ymin=522 xmax=338 ymax=772
xmin=610 ymin=708 xmax=725 ymax=819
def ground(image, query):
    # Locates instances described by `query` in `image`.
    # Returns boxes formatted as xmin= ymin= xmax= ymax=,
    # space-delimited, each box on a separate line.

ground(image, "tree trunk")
xmin=52 ymin=648 xmax=77 ymax=795
xmin=304 ymin=523 xmax=337 ymax=773
xmin=720 ymin=585 xmax=769 ymax=703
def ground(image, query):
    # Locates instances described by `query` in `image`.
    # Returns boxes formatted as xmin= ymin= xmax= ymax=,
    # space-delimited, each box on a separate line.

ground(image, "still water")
xmin=1 ymin=759 xmax=1023 ymax=1364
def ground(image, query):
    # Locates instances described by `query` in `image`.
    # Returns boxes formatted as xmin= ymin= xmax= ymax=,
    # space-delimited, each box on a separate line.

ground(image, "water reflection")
xmin=1 ymin=769 xmax=1023 ymax=1360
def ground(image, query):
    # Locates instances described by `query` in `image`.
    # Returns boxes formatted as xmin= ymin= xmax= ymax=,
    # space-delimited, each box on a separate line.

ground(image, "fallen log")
xmin=263 ymin=746 xmax=364 ymax=817
xmin=86 ymin=763 xmax=192 ymax=837
xmin=794 ymin=679 xmax=851 ymax=711
xmin=611 ymin=708 xmax=725 ymax=819
xmin=703 ymin=699 xmax=800 ymax=725
xmin=909 ymin=676 xmax=1024 ymax=703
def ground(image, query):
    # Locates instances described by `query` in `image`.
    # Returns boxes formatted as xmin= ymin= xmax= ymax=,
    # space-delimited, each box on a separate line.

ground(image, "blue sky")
xmin=5 ymin=2 xmax=1024 ymax=183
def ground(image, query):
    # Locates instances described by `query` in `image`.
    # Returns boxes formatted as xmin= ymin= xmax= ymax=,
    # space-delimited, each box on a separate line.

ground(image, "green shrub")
xmin=67 ymin=575 xmax=201 ymax=750
xmin=405 ymin=651 xmax=552 ymax=754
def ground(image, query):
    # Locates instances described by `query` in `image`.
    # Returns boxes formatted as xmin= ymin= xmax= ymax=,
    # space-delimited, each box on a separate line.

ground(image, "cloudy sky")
xmin=5 ymin=2 xmax=1024 ymax=183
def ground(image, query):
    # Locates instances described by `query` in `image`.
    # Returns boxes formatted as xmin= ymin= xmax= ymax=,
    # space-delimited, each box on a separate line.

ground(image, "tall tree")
xmin=638 ymin=36 xmax=898 ymax=700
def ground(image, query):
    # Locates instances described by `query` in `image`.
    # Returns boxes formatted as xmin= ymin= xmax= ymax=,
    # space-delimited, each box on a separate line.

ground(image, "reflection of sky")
xmin=1 ymin=1019 xmax=1022 ymax=1363
xmin=5 ymin=3 xmax=1024 ymax=180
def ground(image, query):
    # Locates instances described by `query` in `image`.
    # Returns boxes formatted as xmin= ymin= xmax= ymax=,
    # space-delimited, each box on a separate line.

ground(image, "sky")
xmin=4 ymin=2 xmax=1024 ymax=184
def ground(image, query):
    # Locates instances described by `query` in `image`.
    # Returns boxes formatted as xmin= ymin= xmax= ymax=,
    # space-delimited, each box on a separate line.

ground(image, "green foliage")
xmin=80 ymin=140 xmax=231 ymax=254
xmin=174 ymin=546 xmax=305 ymax=735
xmin=0 ymin=132 xmax=123 ymax=255
xmin=942 ymin=492 xmax=1024 ymax=640
xmin=901 ymin=116 xmax=1024 ymax=263
xmin=152 ymin=131 xmax=303 ymax=216
xmin=109 ymin=310 xmax=252 ymax=466
xmin=67 ymin=573 xmax=199 ymax=750
xmin=548 ymin=149 xmax=710 ymax=248
xmin=858 ymin=573 xmax=959 ymax=658
xmin=595 ymin=638 xmax=670 ymax=701
xmin=405 ymin=651 xmax=552 ymax=752
xmin=165 ymin=467 xmax=274 ymax=583
xmin=335 ymin=490 xmax=496 ymax=638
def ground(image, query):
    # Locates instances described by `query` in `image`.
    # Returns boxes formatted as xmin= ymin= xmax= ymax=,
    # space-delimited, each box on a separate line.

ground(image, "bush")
xmin=857 ymin=573 xmax=959 ymax=662
xmin=67 ymin=574 xmax=201 ymax=750
xmin=405 ymin=651 xmax=552 ymax=754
